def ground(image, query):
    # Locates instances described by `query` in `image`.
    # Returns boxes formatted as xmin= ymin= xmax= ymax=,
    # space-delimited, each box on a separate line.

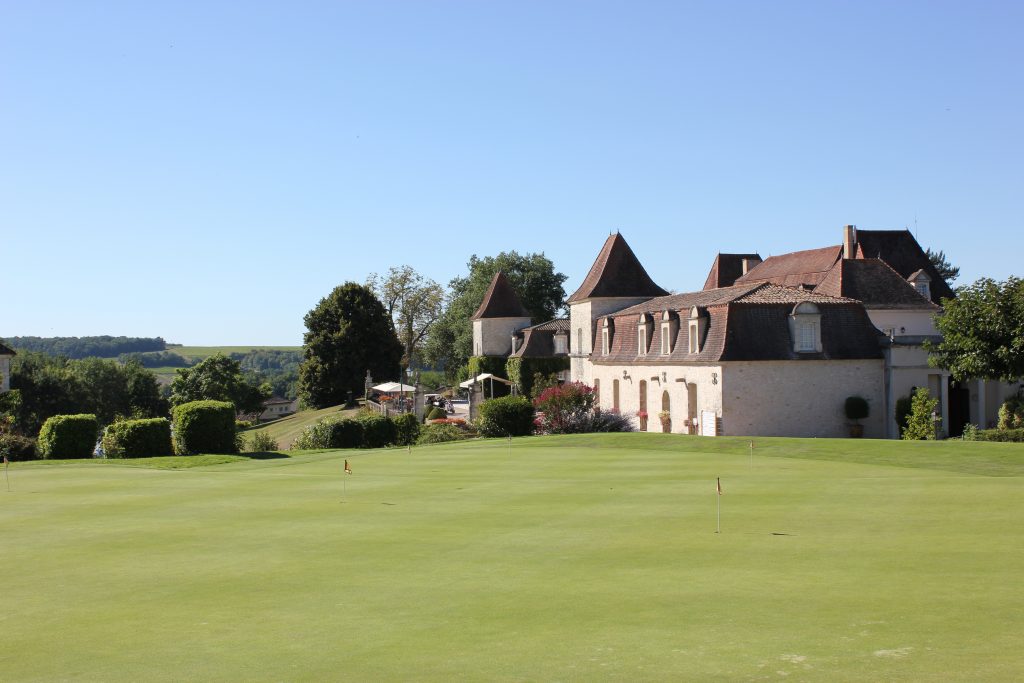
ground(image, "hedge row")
xmin=975 ymin=428 xmax=1024 ymax=442
xmin=505 ymin=356 xmax=570 ymax=399
xmin=293 ymin=412 xmax=421 ymax=450
xmin=102 ymin=418 xmax=173 ymax=458
xmin=171 ymin=400 xmax=237 ymax=455
xmin=38 ymin=414 xmax=98 ymax=459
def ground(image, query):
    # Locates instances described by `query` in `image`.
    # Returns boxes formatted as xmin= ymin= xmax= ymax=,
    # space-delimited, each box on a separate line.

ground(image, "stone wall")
xmin=722 ymin=359 xmax=885 ymax=438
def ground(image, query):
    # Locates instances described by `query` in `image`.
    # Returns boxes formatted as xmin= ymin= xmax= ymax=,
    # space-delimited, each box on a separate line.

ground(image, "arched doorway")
xmin=639 ymin=380 xmax=648 ymax=431
xmin=612 ymin=379 xmax=620 ymax=412
xmin=661 ymin=390 xmax=671 ymax=432
xmin=687 ymin=383 xmax=698 ymax=434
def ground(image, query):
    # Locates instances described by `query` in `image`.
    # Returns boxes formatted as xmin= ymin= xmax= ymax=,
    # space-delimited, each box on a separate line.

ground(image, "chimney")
xmin=843 ymin=224 xmax=857 ymax=259
xmin=741 ymin=257 xmax=762 ymax=275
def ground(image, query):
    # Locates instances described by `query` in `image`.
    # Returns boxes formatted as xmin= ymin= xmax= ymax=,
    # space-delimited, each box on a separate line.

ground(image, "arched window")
xmin=577 ymin=328 xmax=583 ymax=355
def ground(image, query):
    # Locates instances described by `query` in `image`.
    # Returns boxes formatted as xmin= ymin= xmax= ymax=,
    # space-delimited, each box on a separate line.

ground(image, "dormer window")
xmin=660 ymin=310 xmax=677 ymax=355
xmin=601 ymin=318 xmax=612 ymax=355
xmin=789 ymin=302 xmax=822 ymax=353
xmin=554 ymin=333 xmax=567 ymax=355
xmin=687 ymin=306 xmax=707 ymax=354
xmin=907 ymin=269 xmax=932 ymax=301
xmin=637 ymin=314 xmax=650 ymax=356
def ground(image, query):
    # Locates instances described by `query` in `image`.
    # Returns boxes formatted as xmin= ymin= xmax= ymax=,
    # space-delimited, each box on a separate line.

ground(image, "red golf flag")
xmin=716 ymin=477 xmax=722 ymax=495
xmin=344 ymin=459 xmax=352 ymax=474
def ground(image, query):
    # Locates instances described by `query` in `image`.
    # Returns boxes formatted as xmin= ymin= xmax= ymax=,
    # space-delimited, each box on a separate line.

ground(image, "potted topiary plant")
xmin=845 ymin=396 xmax=869 ymax=438
xmin=658 ymin=410 xmax=671 ymax=433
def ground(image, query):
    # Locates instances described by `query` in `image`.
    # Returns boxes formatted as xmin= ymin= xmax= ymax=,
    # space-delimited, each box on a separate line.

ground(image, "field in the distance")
xmin=2 ymin=434 xmax=1021 ymax=681
xmin=165 ymin=345 xmax=301 ymax=360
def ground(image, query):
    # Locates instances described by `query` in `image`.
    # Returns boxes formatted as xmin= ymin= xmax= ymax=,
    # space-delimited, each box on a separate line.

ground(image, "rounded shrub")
xmin=426 ymin=406 xmax=447 ymax=421
xmin=477 ymin=396 xmax=534 ymax=437
xmin=102 ymin=418 xmax=173 ymax=458
xmin=360 ymin=414 xmax=397 ymax=448
xmin=844 ymin=396 xmax=870 ymax=421
xmin=393 ymin=413 xmax=420 ymax=446
xmin=172 ymin=400 xmax=237 ymax=455
xmin=38 ymin=414 xmax=98 ymax=459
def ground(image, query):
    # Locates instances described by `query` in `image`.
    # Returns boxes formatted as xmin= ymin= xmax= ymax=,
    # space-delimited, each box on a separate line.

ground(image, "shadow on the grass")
xmin=237 ymin=451 xmax=291 ymax=460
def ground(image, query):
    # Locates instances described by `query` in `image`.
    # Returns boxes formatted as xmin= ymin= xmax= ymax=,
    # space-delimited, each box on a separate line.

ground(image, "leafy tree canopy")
xmin=925 ymin=247 xmax=960 ymax=284
xmin=8 ymin=352 xmax=167 ymax=434
xmin=423 ymin=251 xmax=567 ymax=375
xmin=927 ymin=277 xmax=1024 ymax=382
xmin=170 ymin=354 xmax=270 ymax=415
xmin=367 ymin=265 xmax=444 ymax=370
xmin=299 ymin=283 xmax=403 ymax=408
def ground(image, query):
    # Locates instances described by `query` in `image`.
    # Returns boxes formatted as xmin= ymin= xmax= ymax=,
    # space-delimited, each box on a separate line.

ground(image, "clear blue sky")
xmin=2 ymin=1 xmax=1020 ymax=345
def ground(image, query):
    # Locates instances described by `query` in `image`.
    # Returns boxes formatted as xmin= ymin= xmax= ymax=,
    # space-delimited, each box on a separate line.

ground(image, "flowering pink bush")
xmin=533 ymin=382 xmax=595 ymax=434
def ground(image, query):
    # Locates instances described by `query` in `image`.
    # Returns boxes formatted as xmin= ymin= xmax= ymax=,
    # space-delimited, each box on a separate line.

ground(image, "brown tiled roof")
xmin=521 ymin=318 xmax=570 ymax=332
xmin=614 ymin=282 xmax=763 ymax=316
xmin=567 ymin=233 xmax=668 ymax=303
xmin=854 ymin=230 xmax=955 ymax=303
xmin=703 ymin=253 xmax=763 ymax=289
xmin=735 ymin=245 xmax=842 ymax=289
xmin=734 ymin=284 xmax=858 ymax=305
xmin=511 ymin=319 xmax=569 ymax=358
xmin=814 ymin=259 xmax=939 ymax=310
xmin=0 ymin=342 xmax=15 ymax=356
xmin=593 ymin=283 xmax=881 ymax=364
xmin=470 ymin=271 xmax=531 ymax=320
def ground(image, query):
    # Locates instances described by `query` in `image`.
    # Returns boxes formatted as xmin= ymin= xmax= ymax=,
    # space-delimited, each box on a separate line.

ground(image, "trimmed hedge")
xmin=360 ymin=414 xmax=397 ymax=448
xmin=976 ymin=428 xmax=1024 ymax=442
xmin=38 ymin=414 xmax=98 ymax=459
xmin=102 ymin=418 xmax=173 ymax=458
xmin=477 ymin=396 xmax=535 ymax=437
xmin=393 ymin=413 xmax=420 ymax=446
xmin=426 ymin=406 xmax=447 ymax=421
xmin=293 ymin=418 xmax=364 ymax=450
xmin=172 ymin=400 xmax=237 ymax=455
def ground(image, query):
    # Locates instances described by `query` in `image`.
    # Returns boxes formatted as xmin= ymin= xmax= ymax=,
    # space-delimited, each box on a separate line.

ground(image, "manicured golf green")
xmin=2 ymin=434 xmax=1021 ymax=681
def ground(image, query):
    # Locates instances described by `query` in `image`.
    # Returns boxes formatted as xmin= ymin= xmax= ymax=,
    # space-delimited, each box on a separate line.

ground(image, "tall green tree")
xmin=170 ymin=354 xmax=270 ymax=415
xmin=925 ymin=247 xmax=960 ymax=284
xmin=423 ymin=251 xmax=567 ymax=376
xmin=299 ymin=283 xmax=403 ymax=408
xmin=367 ymin=265 xmax=444 ymax=370
xmin=927 ymin=277 xmax=1024 ymax=381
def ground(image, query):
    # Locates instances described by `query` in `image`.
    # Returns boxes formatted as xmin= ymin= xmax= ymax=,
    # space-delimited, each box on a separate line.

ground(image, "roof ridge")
xmin=567 ymin=233 xmax=668 ymax=303
xmin=470 ymin=271 xmax=531 ymax=320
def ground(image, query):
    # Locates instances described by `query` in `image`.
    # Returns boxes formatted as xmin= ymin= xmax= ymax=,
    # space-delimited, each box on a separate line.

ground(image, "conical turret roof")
xmin=567 ymin=233 xmax=668 ymax=303
xmin=470 ymin=271 xmax=531 ymax=320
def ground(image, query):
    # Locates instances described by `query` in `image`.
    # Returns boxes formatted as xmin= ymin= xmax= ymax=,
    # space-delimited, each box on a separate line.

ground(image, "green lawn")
xmin=2 ymin=434 xmax=1022 ymax=681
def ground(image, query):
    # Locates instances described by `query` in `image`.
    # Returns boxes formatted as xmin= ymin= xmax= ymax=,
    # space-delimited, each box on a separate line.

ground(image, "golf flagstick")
xmin=3 ymin=454 xmax=8 ymax=492
xmin=749 ymin=440 xmax=753 ymax=469
xmin=716 ymin=477 xmax=722 ymax=533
